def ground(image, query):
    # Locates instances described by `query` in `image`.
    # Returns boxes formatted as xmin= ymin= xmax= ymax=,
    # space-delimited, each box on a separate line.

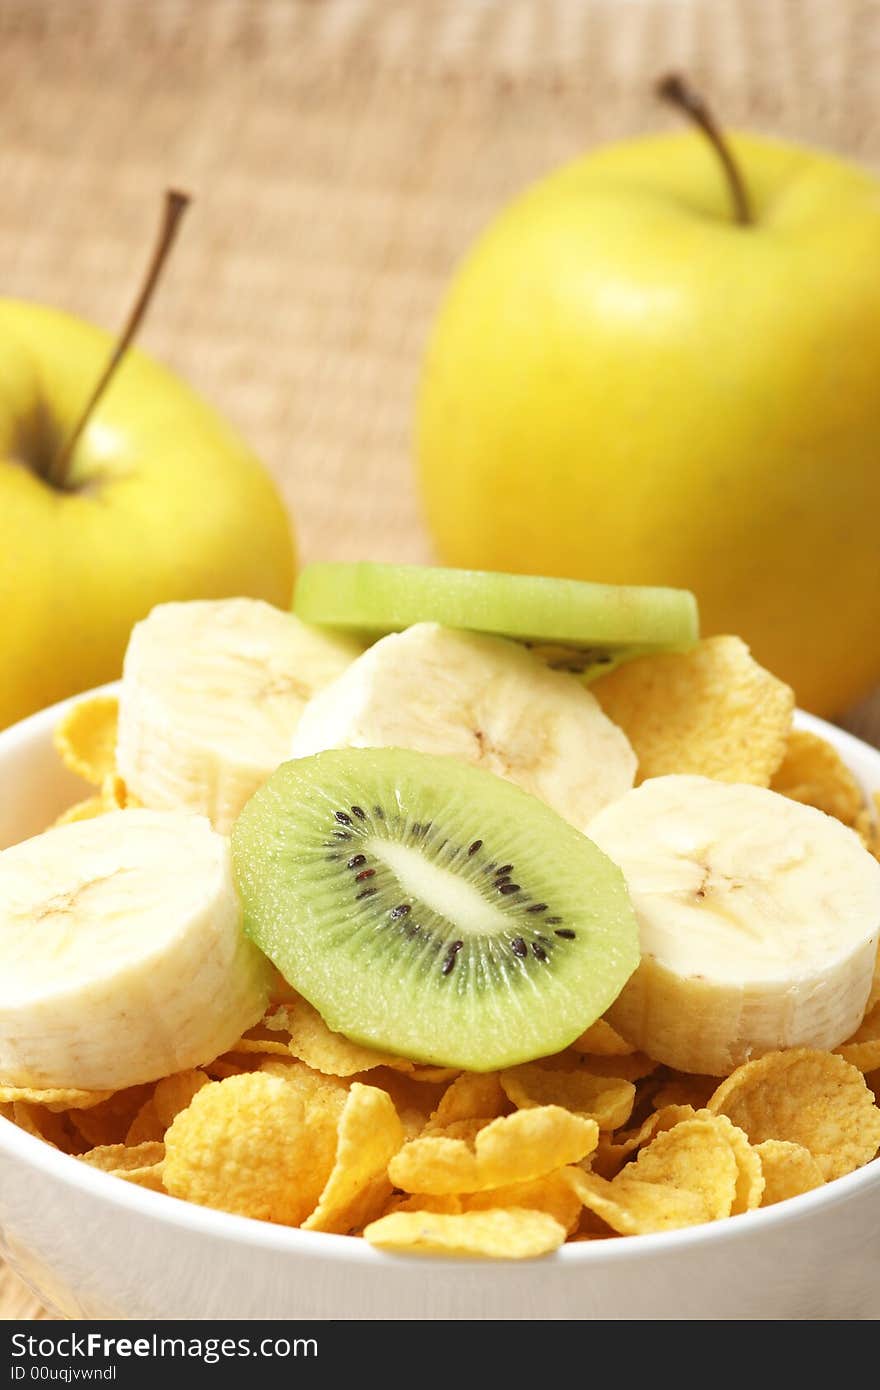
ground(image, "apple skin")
xmin=417 ymin=132 xmax=880 ymax=715
xmin=0 ymin=299 xmax=295 ymax=729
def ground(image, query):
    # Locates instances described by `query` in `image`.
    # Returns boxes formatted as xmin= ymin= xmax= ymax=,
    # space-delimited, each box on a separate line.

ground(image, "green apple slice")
xmin=293 ymin=563 xmax=698 ymax=674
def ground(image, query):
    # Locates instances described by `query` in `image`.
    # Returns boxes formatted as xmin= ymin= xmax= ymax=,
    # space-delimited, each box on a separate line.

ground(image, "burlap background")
xmin=1 ymin=0 xmax=879 ymax=1319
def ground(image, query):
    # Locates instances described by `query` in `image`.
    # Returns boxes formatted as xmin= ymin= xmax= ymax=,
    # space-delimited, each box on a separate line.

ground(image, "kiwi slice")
xmin=232 ymin=747 xmax=639 ymax=1072
xmin=293 ymin=563 xmax=698 ymax=672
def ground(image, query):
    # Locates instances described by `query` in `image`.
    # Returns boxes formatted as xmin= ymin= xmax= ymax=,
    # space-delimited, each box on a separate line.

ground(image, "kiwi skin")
xmin=232 ymin=747 xmax=639 ymax=1072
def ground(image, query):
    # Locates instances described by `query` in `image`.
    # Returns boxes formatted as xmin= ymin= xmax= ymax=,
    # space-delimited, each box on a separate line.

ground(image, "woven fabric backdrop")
xmin=1 ymin=0 xmax=879 ymax=1319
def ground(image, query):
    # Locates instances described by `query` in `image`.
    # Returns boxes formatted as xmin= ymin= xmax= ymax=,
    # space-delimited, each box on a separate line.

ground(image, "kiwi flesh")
xmin=232 ymin=747 xmax=639 ymax=1072
xmin=293 ymin=562 xmax=699 ymax=661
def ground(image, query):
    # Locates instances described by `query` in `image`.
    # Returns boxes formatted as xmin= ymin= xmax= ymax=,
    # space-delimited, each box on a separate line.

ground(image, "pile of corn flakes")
xmin=1 ymin=637 xmax=879 ymax=1260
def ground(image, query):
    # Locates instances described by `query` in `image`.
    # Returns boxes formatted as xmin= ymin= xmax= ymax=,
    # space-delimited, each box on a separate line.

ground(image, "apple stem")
xmin=47 ymin=188 xmax=192 ymax=490
xmin=656 ymin=73 xmax=752 ymax=226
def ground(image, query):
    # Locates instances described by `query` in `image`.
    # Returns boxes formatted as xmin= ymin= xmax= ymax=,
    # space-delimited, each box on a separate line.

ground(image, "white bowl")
xmin=0 ymin=686 xmax=879 ymax=1321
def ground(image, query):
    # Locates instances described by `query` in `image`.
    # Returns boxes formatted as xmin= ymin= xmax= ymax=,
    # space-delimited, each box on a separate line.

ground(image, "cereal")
xmin=266 ymin=998 xmax=414 ymax=1076
xmin=163 ymin=1073 xmax=339 ymax=1224
xmin=363 ymin=1209 xmax=567 ymax=1259
xmin=628 ymin=1116 xmax=741 ymax=1219
xmin=592 ymin=636 xmax=793 ymax=785
xmin=569 ymin=1019 xmax=635 ymax=1056
xmin=304 ymin=1083 xmax=403 ymax=1234
xmin=591 ymin=1105 xmax=696 ymax=1179
xmin=565 ymin=1168 xmax=709 ymax=1235
xmin=835 ymin=1001 xmax=880 ymax=1074
xmin=500 ymin=1061 xmax=635 ymax=1130
xmin=388 ymin=1107 xmax=598 ymax=1195
xmin=80 ymin=1142 xmax=165 ymax=1173
xmin=426 ymin=1072 xmax=507 ymax=1129
xmin=771 ymin=729 xmax=864 ymax=826
xmin=755 ymin=1140 xmax=824 ymax=1206
xmin=460 ymin=1169 xmax=583 ymax=1234
xmin=153 ymin=1071 xmax=211 ymax=1129
xmin=0 ymin=1084 xmax=112 ymax=1112
xmin=53 ymin=696 xmax=119 ymax=786
xmin=708 ymin=1048 xmax=880 ymax=1180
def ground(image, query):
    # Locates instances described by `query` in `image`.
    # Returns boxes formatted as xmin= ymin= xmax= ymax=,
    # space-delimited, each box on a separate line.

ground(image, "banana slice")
xmin=588 ymin=775 xmax=880 ymax=1076
xmin=0 ymin=810 xmax=272 ymax=1090
xmin=117 ymin=599 xmax=362 ymax=832
xmin=291 ymin=622 xmax=637 ymax=830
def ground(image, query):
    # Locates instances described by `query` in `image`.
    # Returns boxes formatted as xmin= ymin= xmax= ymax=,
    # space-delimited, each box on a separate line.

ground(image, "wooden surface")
xmin=2 ymin=0 xmax=880 ymax=1319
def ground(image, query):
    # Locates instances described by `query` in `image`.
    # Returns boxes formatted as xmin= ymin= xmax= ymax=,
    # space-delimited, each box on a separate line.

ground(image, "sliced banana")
xmin=588 ymin=775 xmax=880 ymax=1076
xmin=291 ymin=622 xmax=637 ymax=830
xmin=117 ymin=598 xmax=362 ymax=832
xmin=0 ymin=810 xmax=272 ymax=1090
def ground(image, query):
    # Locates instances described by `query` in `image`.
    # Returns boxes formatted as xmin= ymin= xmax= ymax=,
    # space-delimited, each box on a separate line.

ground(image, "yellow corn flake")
xmin=707 ymin=1048 xmax=880 ymax=1181
xmin=53 ymin=795 xmax=109 ymax=827
xmin=567 ymin=1051 xmax=657 ymax=1082
xmin=304 ymin=1083 xmax=404 ymax=1234
xmin=69 ymin=1085 xmax=154 ymax=1148
xmin=835 ymin=1000 xmax=880 ymax=1074
xmin=388 ymin=1106 xmax=598 ymax=1195
xmin=500 ymin=1061 xmax=634 ymax=1131
xmin=125 ymin=1098 xmax=165 ymax=1145
xmin=53 ymin=696 xmax=119 ymax=786
xmin=385 ymin=1193 xmax=463 ymax=1216
xmin=118 ymin=1162 xmax=166 ymax=1193
xmin=592 ymin=636 xmax=793 ymax=785
xmin=80 ymin=1142 xmax=165 ymax=1173
xmin=702 ymin=1110 xmax=764 ymax=1213
xmin=650 ymin=1074 xmax=718 ymax=1112
xmin=152 ymin=1071 xmax=211 ymax=1130
xmin=363 ymin=1208 xmax=567 ymax=1259
xmin=226 ymin=1038 xmax=293 ymax=1057
xmin=565 ymin=1167 xmax=708 ymax=1235
xmin=461 ymin=1168 xmax=583 ymax=1234
xmin=164 ymin=1073 xmax=339 ymax=1225
xmin=347 ymin=1066 xmax=440 ymax=1141
xmin=11 ymin=1102 xmax=79 ymax=1151
xmin=408 ymin=1066 xmax=462 ymax=1085
xmin=0 ymin=1084 xmax=112 ymax=1112
xmin=591 ymin=1105 xmax=697 ymax=1180
xmin=628 ymin=1116 xmax=740 ymax=1220
xmin=426 ymin=1073 xmax=507 ymax=1131
xmin=568 ymin=1019 xmax=635 ymax=1057
xmin=755 ymin=1140 xmax=825 ymax=1206
xmin=770 ymin=729 xmax=864 ymax=826
xmin=265 ymin=999 xmax=414 ymax=1076
xmin=203 ymin=1058 xmax=255 ymax=1080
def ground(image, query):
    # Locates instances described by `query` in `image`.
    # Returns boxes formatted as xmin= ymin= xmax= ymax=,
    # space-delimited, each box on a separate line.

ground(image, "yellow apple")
xmin=0 ymin=298 xmax=295 ymax=729
xmin=417 ymin=131 xmax=880 ymax=715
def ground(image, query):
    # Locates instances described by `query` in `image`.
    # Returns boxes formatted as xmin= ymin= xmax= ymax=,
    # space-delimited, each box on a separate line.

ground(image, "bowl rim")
xmin=0 ymin=684 xmax=878 ymax=1269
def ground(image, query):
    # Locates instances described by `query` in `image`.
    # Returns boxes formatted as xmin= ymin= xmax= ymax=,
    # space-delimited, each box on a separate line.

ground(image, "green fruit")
xmin=294 ymin=562 xmax=698 ymax=655
xmin=232 ymin=747 xmax=639 ymax=1071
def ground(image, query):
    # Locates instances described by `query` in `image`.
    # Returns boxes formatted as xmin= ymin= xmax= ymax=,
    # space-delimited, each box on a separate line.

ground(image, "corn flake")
xmin=364 ymin=1209 xmax=567 ymax=1259
xmin=304 ymin=1083 xmax=404 ymax=1234
xmin=389 ymin=1107 xmax=598 ymax=1195
xmin=53 ymin=696 xmax=119 ymax=786
xmin=461 ymin=1168 xmax=583 ymax=1234
xmin=80 ymin=1142 xmax=165 ymax=1173
xmin=164 ymin=1073 xmax=339 ymax=1225
xmin=0 ymin=1084 xmax=112 ymax=1112
xmin=835 ymin=1001 xmax=880 ymax=1074
xmin=501 ymin=1061 xmax=634 ymax=1131
xmin=569 ymin=1019 xmax=635 ymax=1057
xmin=771 ymin=729 xmax=864 ymax=826
xmin=266 ymin=999 xmax=414 ymax=1076
xmin=628 ymin=1116 xmax=740 ymax=1219
xmin=565 ymin=1167 xmax=708 ymax=1235
xmin=755 ymin=1140 xmax=825 ymax=1206
xmin=426 ymin=1073 xmax=507 ymax=1131
xmin=592 ymin=636 xmax=793 ymax=785
xmin=708 ymin=1048 xmax=880 ymax=1180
